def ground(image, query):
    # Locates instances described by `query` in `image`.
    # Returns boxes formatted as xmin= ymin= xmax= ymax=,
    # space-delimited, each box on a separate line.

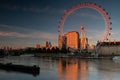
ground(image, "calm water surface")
xmin=0 ymin=55 xmax=120 ymax=80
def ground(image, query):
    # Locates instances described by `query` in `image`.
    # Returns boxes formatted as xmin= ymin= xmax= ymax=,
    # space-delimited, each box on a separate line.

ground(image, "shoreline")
xmin=34 ymin=53 xmax=113 ymax=59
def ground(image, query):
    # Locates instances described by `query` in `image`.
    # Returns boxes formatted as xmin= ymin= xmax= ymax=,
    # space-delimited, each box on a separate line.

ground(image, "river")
xmin=0 ymin=55 xmax=120 ymax=80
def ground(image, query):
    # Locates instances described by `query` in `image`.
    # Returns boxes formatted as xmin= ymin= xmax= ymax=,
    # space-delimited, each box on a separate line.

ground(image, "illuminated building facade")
xmin=80 ymin=38 xmax=88 ymax=49
xmin=65 ymin=31 xmax=79 ymax=49
xmin=58 ymin=35 xmax=63 ymax=48
xmin=80 ymin=26 xmax=88 ymax=49
xmin=36 ymin=44 xmax=40 ymax=48
xmin=58 ymin=26 xmax=88 ymax=49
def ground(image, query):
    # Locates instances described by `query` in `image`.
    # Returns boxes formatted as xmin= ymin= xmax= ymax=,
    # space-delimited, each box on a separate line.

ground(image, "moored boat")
xmin=0 ymin=63 xmax=40 ymax=76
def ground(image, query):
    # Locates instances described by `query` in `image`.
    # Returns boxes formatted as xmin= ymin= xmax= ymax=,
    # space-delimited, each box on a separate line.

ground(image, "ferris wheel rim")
xmin=58 ymin=2 xmax=112 ymax=41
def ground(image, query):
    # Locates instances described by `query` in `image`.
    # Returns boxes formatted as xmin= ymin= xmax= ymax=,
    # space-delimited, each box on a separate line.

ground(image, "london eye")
xmin=58 ymin=2 xmax=112 ymax=41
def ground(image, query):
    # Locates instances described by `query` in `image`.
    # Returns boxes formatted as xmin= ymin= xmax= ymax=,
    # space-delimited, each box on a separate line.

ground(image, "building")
xmin=87 ymin=44 xmax=95 ymax=52
xmin=3 ymin=46 xmax=12 ymax=51
xmin=36 ymin=44 xmax=40 ymax=48
xmin=80 ymin=25 xmax=88 ymax=50
xmin=65 ymin=31 xmax=79 ymax=49
xmin=58 ymin=35 xmax=66 ymax=48
xmin=43 ymin=41 xmax=52 ymax=48
xmin=80 ymin=37 xmax=88 ymax=49
xmin=48 ymin=42 xmax=52 ymax=47
xmin=96 ymin=41 xmax=120 ymax=56
xmin=58 ymin=35 xmax=62 ymax=48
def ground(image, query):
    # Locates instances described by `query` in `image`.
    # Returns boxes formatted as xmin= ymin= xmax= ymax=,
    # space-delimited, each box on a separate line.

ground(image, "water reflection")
xmin=79 ymin=60 xmax=87 ymax=80
xmin=1 ymin=56 xmax=120 ymax=80
xmin=0 ymin=55 xmax=40 ymax=77
xmin=57 ymin=58 xmax=88 ymax=80
xmin=57 ymin=58 xmax=120 ymax=80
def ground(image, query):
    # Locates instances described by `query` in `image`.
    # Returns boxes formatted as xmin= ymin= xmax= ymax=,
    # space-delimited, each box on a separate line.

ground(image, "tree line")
xmin=0 ymin=47 xmax=68 ymax=56
xmin=24 ymin=47 xmax=68 ymax=54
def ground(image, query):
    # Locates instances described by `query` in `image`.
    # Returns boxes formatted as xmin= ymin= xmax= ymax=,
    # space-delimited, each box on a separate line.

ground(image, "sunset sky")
xmin=0 ymin=0 xmax=120 ymax=48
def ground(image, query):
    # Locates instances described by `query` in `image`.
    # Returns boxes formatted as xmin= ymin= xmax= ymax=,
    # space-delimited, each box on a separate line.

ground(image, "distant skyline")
xmin=0 ymin=0 xmax=120 ymax=48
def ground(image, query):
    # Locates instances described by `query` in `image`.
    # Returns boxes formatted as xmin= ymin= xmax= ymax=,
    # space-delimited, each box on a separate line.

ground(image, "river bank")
xmin=34 ymin=53 xmax=67 ymax=58
xmin=34 ymin=53 xmax=113 ymax=59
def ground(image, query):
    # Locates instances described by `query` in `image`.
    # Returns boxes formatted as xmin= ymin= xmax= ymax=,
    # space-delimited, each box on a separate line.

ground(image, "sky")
xmin=0 ymin=0 xmax=120 ymax=49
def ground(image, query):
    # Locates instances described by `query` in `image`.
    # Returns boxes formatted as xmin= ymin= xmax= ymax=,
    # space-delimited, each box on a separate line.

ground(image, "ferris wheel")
xmin=58 ymin=2 xmax=112 ymax=41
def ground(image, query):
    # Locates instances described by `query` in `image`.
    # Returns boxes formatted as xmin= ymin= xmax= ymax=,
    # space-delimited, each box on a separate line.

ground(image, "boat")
xmin=0 ymin=63 xmax=40 ymax=76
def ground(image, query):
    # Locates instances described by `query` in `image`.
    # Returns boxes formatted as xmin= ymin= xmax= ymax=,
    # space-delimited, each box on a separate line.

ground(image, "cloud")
xmin=86 ymin=29 xmax=104 ymax=33
xmin=0 ymin=24 xmax=36 ymax=33
xmin=0 ymin=30 xmax=58 ymax=48
xmin=87 ymin=28 xmax=120 ymax=43
xmin=0 ymin=31 xmax=57 ymax=40
xmin=73 ymin=11 xmax=101 ymax=20
xmin=0 ymin=24 xmax=58 ymax=41
xmin=108 ymin=30 xmax=120 ymax=40
xmin=0 ymin=4 xmax=64 ymax=13
xmin=111 ymin=30 xmax=120 ymax=35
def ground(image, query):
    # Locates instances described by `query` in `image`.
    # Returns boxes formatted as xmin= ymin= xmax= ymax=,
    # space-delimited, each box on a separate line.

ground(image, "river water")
xmin=0 ymin=55 xmax=120 ymax=80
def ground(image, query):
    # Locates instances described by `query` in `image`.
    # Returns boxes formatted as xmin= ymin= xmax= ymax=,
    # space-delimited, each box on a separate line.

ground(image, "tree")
xmin=46 ymin=48 xmax=51 ymax=53
xmin=51 ymin=47 xmax=56 ymax=53
xmin=42 ymin=47 xmax=46 ymax=53
xmin=60 ymin=47 xmax=67 ymax=54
